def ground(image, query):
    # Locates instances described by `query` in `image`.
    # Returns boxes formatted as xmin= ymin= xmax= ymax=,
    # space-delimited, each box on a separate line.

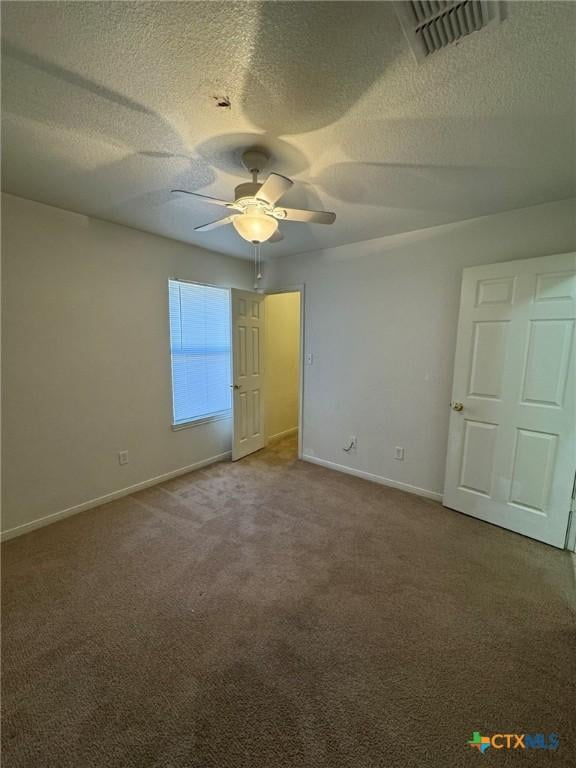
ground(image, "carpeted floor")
xmin=2 ymin=434 xmax=575 ymax=767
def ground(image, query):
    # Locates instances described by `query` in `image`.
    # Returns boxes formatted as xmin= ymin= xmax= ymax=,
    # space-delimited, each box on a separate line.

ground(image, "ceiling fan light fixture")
xmin=232 ymin=205 xmax=278 ymax=244
xmin=174 ymin=149 xmax=335 ymax=243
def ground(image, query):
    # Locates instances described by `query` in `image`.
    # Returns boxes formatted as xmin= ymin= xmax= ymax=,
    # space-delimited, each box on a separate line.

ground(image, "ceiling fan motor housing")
xmin=234 ymin=182 xmax=263 ymax=203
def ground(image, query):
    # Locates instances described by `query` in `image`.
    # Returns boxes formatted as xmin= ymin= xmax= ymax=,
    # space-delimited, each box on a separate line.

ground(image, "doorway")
xmin=230 ymin=287 xmax=303 ymax=462
xmin=264 ymin=290 xmax=302 ymax=458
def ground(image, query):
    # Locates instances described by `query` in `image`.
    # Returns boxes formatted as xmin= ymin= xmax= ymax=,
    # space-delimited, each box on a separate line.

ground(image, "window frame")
xmin=167 ymin=278 xmax=232 ymax=430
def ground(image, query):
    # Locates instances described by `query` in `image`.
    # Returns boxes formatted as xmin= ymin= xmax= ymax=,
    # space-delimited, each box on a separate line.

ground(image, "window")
xmin=168 ymin=280 xmax=231 ymax=427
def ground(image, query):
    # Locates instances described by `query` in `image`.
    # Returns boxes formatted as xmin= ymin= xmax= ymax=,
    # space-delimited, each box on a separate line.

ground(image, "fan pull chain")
xmin=253 ymin=243 xmax=262 ymax=289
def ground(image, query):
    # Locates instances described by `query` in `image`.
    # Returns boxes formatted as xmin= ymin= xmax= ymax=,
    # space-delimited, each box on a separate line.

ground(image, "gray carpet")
xmin=2 ymin=435 xmax=575 ymax=767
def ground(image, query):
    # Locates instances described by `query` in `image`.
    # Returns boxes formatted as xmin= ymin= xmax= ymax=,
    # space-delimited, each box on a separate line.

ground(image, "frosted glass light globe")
xmin=233 ymin=206 xmax=278 ymax=244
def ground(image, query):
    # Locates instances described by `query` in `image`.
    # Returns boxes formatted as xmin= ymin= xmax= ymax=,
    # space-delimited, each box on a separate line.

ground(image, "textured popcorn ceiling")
xmin=1 ymin=1 xmax=575 ymax=259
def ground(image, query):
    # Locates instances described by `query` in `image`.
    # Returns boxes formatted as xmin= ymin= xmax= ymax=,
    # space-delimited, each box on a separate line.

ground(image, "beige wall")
xmin=3 ymin=192 xmax=575 ymax=536
xmin=264 ymin=198 xmax=576 ymax=499
xmin=1 ymin=194 xmax=253 ymax=537
xmin=265 ymin=292 xmax=300 ymax=440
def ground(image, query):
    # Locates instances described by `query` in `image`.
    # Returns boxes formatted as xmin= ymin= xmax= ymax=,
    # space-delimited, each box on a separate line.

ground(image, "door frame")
xmin=566 ymin=483 xmax=576 ymax=552
xmin=264 ymin=285 xmax=305 ymax=460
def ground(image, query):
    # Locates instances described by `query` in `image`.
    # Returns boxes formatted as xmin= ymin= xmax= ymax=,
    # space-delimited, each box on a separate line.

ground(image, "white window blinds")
xmin=168 ymin=280 xmax=231 ymax=425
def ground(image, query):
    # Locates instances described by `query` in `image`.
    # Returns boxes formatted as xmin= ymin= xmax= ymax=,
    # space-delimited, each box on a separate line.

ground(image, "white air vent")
xmin=395 ymin=1 xmax=504 ymax=61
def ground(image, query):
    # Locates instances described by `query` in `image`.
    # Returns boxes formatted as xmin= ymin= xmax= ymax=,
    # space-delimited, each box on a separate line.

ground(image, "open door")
xmin=231 ymin=289 xmax=266 ymax=460
xmin=443 ymin=252 xmax=576 ymax=548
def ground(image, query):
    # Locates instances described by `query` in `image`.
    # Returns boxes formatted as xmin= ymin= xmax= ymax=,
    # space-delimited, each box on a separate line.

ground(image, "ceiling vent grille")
xmin=395 ymin=1 xmax=504 ymax=61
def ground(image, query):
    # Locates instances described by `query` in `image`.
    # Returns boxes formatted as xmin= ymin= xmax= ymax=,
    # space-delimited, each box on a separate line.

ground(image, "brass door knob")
xmin=451 ymin=402 xmax=464 ymax=411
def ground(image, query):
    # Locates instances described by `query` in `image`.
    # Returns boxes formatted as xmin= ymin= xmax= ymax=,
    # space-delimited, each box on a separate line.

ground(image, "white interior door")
xmin=443 ymin=252 xmax=576 ymax=548
xmin=231 ymin=289 xmax=266 ymax=460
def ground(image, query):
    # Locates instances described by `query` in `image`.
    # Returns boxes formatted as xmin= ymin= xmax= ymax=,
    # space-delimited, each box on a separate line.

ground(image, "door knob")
xmin=451 ymin=402 xmax=464 ymax=411
xmin=230 ymin=384 xmax=241 ymax=390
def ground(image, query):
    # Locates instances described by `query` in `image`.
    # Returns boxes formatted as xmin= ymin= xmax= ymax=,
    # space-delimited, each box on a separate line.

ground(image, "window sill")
xmin=172 ymin=411 xmax=232 ymax=431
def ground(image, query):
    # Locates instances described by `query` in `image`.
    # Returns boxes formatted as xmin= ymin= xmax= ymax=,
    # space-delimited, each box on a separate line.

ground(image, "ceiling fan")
xmin=172 ymin=148 xmax=336 ymax=244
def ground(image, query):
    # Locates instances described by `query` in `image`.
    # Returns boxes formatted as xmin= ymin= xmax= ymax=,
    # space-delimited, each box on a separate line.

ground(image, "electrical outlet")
xmin=394 ymin=446 xmax=405 ymax=461
xmin=118 ymin=450 xmax=129 ymax=466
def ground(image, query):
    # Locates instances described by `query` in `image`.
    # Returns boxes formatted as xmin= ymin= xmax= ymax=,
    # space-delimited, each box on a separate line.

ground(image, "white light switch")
xmin=394 ymin=447 xmax=405 ymax=461
xmin=305 ymin=353 xmax=314 ymax=365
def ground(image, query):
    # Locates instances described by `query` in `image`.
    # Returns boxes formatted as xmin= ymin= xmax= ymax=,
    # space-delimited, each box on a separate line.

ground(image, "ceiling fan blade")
xmin=269 ymin=229 xmax=284 ymax=243
xmin=276 ymin=207 xmax=336 ymax=224
xmin=171 ymin=189 xmax=232 ymax=207
xmin=256 ymin=173 xmax=293 ymax=205
xmin=194 ymin=216 xmax=234 ymax=232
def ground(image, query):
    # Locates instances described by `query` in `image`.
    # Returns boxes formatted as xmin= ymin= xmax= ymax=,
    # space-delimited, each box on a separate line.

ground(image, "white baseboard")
xmin=0 ymin=451 xmax=231 ymax=542
xmin=267 ymin=426 xmax=298 ymax=443
xmin=302 ymin=454 xmax=442 ymax=502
